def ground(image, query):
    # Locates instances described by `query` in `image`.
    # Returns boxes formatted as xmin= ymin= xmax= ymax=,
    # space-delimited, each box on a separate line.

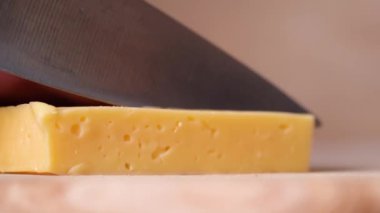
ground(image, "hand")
xmin=0 ymin=71 xmax=102 ymax=106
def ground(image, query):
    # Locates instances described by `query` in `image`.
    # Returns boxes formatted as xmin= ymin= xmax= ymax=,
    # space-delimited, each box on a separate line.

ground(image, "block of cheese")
xmin=0 ymin=102 xmax=314 ymax=174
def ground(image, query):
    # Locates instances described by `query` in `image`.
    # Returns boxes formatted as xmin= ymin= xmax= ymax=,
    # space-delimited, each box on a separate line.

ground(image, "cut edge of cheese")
xmin=0 ymin=102 xmax=314 ymax=174
xmin=0 ymin=103 xmax=49 ymax=172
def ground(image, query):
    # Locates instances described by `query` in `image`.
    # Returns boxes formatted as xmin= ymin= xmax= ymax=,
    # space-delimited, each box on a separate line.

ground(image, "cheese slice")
xmin=0 ymin=102 xmax=314 ymax=174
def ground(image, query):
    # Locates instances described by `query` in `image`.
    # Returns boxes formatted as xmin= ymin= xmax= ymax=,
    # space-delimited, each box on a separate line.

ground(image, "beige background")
xmin=147 ymin=0 xmax=380 ymax=168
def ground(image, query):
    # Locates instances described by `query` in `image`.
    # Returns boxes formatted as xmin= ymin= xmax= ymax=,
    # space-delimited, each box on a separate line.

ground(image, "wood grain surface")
xmin=1 ymin=173 xmax=380 ymax=213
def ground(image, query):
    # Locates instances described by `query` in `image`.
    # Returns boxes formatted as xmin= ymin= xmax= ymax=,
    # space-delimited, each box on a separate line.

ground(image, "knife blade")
xmin=0 ymin=0 xmax=318 ymax=122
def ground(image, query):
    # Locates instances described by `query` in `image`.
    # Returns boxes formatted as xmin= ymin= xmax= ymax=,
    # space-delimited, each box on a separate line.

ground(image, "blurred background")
xmin=148 ymin=0 xmax=380 ymax=169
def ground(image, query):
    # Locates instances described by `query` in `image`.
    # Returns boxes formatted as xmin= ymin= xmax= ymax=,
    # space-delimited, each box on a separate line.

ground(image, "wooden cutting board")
xmin=1 ymin=173 xmax=380 ymax=213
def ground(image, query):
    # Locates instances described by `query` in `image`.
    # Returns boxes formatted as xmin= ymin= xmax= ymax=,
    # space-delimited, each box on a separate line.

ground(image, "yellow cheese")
xmin=0 ymin=102 xmax=314 ymax=174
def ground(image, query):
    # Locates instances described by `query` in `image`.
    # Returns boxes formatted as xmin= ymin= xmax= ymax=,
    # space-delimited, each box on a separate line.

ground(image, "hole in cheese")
xmin=201 ymin=121 xmax=217 ymax=136
xmin=279 ymin=124 xmax=292 ymax=133
xmin=173 ymin=121 xmax=183 ymax=133
xmin=123 ymin=134 xmax=131 ymax=142
xmin=151 ymin=146 xmax=171 ymax=160
xmin=70 ymin=124 xmax=81 ymax=136
xmin=54 ymin=122 xmax=62 ymax=131
xmin=156 ymin=124 xmax=163 ymax=131
xmin=124 ymin=162 xmax=131 ymax=171
xmin=210 ymin=128 xmax=217 ymax=137
xmin=207 ymin=150 xmax=222 ymax=159
xmin=207 ymin=150 xmax=216 ymax=155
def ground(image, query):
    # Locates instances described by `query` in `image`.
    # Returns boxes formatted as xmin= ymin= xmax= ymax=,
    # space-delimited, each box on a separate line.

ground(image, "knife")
xmin=0 ymin=0 xmax=319 ymax=124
